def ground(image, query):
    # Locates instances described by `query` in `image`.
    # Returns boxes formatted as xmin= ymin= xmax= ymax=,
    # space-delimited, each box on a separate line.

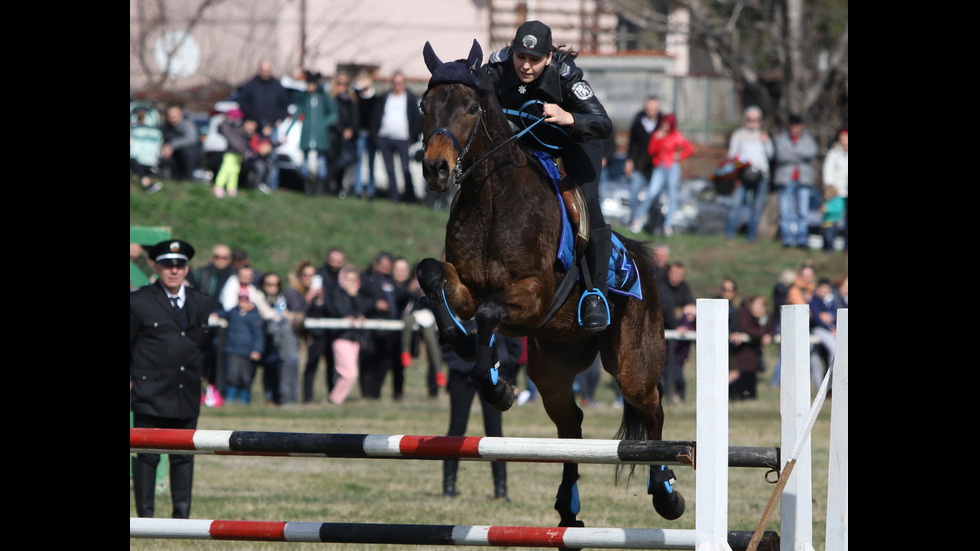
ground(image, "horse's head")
xmin=419 ymin=40 xmax=487 ymax=192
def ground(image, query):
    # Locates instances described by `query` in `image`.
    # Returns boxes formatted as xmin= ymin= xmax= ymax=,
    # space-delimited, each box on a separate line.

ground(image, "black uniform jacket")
xmin=130 ymin=281 xmax=213 ymax=419
xmin=481 ymin=48 xmax=612 ymax=147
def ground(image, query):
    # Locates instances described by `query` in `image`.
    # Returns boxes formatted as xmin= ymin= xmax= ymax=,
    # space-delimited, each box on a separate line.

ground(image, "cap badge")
xmin=522 ymin=35 xmax=538 ymax=49
xmin=169 ymin=241 xmax=181 ymax=252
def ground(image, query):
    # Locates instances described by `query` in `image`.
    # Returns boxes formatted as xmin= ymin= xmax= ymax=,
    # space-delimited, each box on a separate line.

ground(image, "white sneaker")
xmin=516 ymin=390 xmax=532 ymax=406
xmin=630 ymin=221 xmax=643 ymax=234
xmin=258 ymin=183 xmax=272 ymax=195
xmin=214 ymin=186 xmax=225 ymax=198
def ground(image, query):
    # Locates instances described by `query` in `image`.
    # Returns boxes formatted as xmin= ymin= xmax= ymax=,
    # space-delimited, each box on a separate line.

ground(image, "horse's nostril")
xmin=437 ymin=159 xmax=450 ymax=180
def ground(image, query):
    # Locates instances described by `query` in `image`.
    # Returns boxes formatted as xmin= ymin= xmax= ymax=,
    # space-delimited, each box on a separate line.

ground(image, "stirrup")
xmin=577 ymin=289 xmax=610 ymax=331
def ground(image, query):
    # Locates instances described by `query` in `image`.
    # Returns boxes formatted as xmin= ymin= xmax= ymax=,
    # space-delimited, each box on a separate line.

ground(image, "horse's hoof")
xmin=652 ymin=490 xmax=685 ymax=521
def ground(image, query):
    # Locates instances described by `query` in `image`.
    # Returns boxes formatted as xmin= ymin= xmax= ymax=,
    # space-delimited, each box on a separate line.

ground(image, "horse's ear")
xmin=423 ymin=41 xmax=442 ymax=74
xmin=467 ymin=39 xmax=483 ymax=72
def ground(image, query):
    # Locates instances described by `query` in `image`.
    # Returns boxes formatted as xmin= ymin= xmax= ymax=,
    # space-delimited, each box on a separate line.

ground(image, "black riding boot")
xmin=491 ymin=461 xmax=510 ymax=502
xmin=443 ymin=460 xmax=458 ymax=498
xmin=169 ymin=455 xmax=194 ymax=519
xmin=579 ymin=224 xmax=612 ymax=332
xmin=132 ymin=455 xmax=158 ymax=518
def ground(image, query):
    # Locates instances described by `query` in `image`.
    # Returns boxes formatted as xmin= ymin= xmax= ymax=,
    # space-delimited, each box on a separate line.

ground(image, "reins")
xmin=424 ymin=95 xmax=549 ymax=184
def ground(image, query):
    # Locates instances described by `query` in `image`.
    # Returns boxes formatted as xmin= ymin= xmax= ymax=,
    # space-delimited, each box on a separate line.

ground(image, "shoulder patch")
xmin=489 ymin=48 xmax=509 ymax=64
xmin=571 ymin=81 xmax=594 ymax=101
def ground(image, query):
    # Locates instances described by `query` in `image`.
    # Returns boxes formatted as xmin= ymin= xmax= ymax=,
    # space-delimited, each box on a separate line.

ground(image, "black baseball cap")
xmin=511 ymin=20 xmax=552 ymax=57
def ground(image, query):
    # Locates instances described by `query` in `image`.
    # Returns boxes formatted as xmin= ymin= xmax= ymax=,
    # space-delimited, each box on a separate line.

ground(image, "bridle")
xmin=423 ymin=89 xmax=548 ymax=184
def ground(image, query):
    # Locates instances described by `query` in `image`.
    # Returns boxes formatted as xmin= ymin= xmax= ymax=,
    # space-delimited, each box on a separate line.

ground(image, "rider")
xmin=481 ymin=20 xmax=614 ymax=332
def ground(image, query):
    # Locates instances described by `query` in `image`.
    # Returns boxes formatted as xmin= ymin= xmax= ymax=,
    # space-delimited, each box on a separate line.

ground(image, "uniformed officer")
xmin=130 ymin=239 xmax=212 ymax=518
xmin=481 ymin=20 xmax=614 ymax=331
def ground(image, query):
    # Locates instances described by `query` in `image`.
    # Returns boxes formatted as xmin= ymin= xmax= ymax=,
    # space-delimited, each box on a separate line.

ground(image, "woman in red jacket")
xmin=629 ymin=114 xmax=694 ymax=236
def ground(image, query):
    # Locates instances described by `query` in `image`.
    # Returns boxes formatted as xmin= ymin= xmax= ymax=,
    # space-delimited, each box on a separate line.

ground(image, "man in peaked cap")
xmin=130 ymin=239 xmax=213 ymax=518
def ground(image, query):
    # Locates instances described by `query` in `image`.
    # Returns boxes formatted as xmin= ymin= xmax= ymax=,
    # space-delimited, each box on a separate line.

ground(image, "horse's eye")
xmin=467 ymin=104 xmax=479 ymax=115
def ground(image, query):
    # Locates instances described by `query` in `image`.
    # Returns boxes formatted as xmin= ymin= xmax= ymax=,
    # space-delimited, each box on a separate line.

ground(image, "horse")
xmin=415 ymin=39 xmax=686 ymax=532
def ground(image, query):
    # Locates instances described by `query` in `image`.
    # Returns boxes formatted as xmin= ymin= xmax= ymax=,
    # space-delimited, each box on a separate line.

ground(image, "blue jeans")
xmin=778 ymin=181 xmax=812 ymax=246
xmin=632 ymin=164 xmax=680 ymax=228
xmin=353 ymin=133 xmax=377 ymax=198
xmin=725 ymin=177 xmax=769 ymax=241
xmin=626 ymin=169 xmax=650 ymax=223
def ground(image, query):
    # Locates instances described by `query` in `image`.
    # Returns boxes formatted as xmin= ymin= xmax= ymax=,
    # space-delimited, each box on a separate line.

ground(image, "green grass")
xmin=129 ymin=179 xmax=847 ymax=301
xmin=130 ymin=179 xmax=843 ymax=550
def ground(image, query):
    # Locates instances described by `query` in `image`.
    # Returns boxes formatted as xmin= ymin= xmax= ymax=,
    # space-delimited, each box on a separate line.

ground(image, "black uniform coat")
xmin=481 ymin=48 xmax=612 ymax=148
xmin=130 ymin=281 xmax=213 ymax=419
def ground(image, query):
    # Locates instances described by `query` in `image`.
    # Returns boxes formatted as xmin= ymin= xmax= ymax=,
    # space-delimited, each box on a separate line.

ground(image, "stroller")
xmin=130 ymin=101 xmax=164 ymax=190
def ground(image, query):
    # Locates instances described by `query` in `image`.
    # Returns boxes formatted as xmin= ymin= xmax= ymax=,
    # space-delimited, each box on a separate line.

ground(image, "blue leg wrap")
xmin=649 ymin=465 xmax=675 ymax=495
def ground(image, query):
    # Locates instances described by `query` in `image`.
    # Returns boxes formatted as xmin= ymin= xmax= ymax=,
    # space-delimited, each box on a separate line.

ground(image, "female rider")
xmin=481 ymin=20 xmax=614 ymax=332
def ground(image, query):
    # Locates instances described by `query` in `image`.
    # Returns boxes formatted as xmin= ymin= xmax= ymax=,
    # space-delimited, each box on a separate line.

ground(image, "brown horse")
xmin=415 ymin=39 xmax=685 ymax=531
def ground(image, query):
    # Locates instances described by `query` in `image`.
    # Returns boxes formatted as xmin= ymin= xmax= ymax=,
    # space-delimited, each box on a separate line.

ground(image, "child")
xmin=325 ymin=265 xmax=373 ymax=404
xmin=820 ymin=186 xmax=845 ymax=252
xmin=213 ymin=109 xmax=250 ymax=198
xmin=218 ymin=286 xmax=265 ymax=403
xmin=247 ymin=123 xmax=281 ymax=194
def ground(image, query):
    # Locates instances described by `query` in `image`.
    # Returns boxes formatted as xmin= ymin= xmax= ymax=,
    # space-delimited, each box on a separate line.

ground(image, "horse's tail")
xmin=613 ymin=397 xmax=648 ymax=487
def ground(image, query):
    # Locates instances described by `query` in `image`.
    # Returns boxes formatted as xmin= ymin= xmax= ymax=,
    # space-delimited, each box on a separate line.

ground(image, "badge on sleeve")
xmin=571 ymin=82 xmax=594 ymax=100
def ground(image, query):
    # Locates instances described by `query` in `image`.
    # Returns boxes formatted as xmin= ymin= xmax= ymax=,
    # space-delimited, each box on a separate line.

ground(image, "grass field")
xmin=130 ymin=180 xmax=841 ymax=550
xmin=130 ymin=343 xmax=835 ymax=551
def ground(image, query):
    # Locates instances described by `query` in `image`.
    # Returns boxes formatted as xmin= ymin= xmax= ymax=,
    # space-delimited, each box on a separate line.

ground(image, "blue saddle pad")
xmin=531 ymin=151 xmax=643 ymax=301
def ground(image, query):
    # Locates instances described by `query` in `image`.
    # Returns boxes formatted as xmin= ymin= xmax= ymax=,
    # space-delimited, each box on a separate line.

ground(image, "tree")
xmin=685 ymin=0 xmax=847 ymax=144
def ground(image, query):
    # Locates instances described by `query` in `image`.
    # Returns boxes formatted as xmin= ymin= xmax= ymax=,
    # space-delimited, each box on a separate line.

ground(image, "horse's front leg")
xmin=416 ymin=258 xmax=478 ymax=361
xmin=467 ymin=294 xmax=516 ymax=411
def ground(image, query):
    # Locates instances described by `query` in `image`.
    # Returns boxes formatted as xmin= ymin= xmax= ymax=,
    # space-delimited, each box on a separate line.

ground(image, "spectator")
xmin=773 ymin=114 xmax=820 ymax=248
xmin=213 ymin=108 xmax=248 ymax=198
xmin=247 ymin=120 xmax=281 ymax=195
xmin=216 ymin=286 xmax=265 ymax=404
xmin=400 ymin=260 xmax=443 ymax=398
xmin=130 ymin=239 xmax=212 ymax=519
xmin=159 ymin=103 xmax=202 ymax=181
xmin=295 ymin=260 xmax=331 ymax=403
xmin=786 ymin=262 xmax=816 ymax=307
xmin=441 ymin=318 xmax=521 ymax=501
xmin=358 ymin=252 xmax=409 ymax=400
xmin=574 ymin=355 xmax=603 ymax=407
xmin=716 ymin=277 xmax=740 ymax=337
xmin=219 ymin=264 xmax=272 ymax=318
xmin=257 ymin=272 xmax=286 ymax=404
xmin=316 ymin=246 xmax=348 ymax=391
xmin=655 ymin=261 xmax=696 ymax=403
xmin=292 ymin=70 xmax=339 ymax=197
xmin=514 ymin=337 xmax=536 ymax=406
xmin=833 ymin=275 xmax=848 ymax=309
xmin=481 ymin=20 xmax=615 ymax=332
xmin=370 ymin=71 xmax=423 ymax=203
xmin=729 ymin=295 xmax=775 ymax=400
xmin=353 ymin=72 xmax=379 ymax=200
xmin=329 ymin=72 xmax=360 ymax=197
xmin=629 ymin=114 xmax=694 ymax=236
xmin=820 ymin=185 xmax=845 ymax=253
xmin=624 ymin=96 xmax=662 ymax=224
xmin=822 ymin=127 xmax=848 ymax=252
xmin=260 ymin=272 xmax=304 ymax=406
xmin=237 ymin=59 xmax=291 ymax=132
xmin=193 ymin=244 xmax=235 ymax=405
xmin=652 ymin=243 xmax=670 ymax=273
xmin=130 ymin=104 xmax=164 ymax=194
xmin=767 ymin=267 xmax=799 ymax=389
xmin=325 ymin=264 xmax=373 ymax=404
xmin=809 ymin=278 xmax=839 ymax=390
xmin=725 ymin=106 xmax=774 ymax=242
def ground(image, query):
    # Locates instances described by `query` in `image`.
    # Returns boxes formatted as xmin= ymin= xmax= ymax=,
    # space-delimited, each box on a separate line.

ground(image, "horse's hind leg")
xmin=613 ymin=348 xmax=686 ymax=521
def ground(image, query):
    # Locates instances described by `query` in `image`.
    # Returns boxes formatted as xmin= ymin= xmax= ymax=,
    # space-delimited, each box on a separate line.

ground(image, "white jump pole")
xmin=825 ymin=309 xmax=848 ymax=551
xmin=780 ymin=304 xmax=815 ymax=551
xmin=694 ymin=299 xmax=733 ymax=551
